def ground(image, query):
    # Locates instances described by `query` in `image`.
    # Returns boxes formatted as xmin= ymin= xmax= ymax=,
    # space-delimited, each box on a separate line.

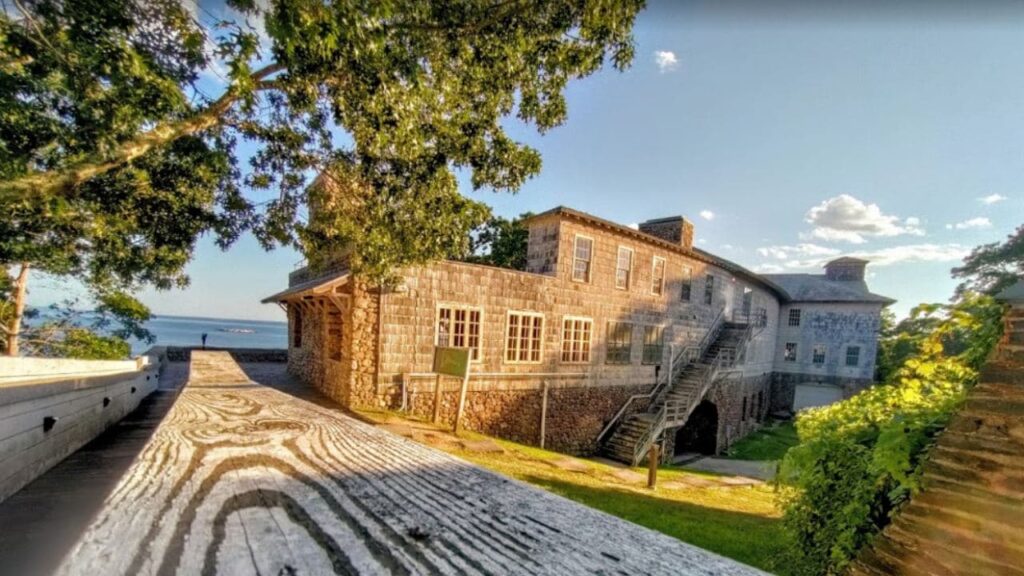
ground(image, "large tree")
xmin=953 ymin=224 xmax=1024 ymax=296
xmin=0 ymin=0 xmax=643 ymax=354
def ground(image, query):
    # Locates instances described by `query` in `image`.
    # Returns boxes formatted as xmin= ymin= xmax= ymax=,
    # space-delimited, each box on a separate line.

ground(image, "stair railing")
xmin=596 ymin=308 xmax=727 ymax=446
xmin=627 ymin=314 xmax=761 ymax=465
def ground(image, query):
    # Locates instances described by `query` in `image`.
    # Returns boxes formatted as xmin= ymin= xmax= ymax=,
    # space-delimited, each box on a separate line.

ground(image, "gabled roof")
xmin=761 ymin=273 xmax=895 ymax=305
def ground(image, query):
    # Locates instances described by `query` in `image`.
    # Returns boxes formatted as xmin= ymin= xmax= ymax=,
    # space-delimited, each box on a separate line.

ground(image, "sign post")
xmin=432 ymin=347 xmax=471 ymax=434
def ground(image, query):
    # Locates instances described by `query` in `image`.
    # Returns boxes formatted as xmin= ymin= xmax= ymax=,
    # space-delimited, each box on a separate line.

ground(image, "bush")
xmin=775 ymin=294 xmax=1003 ymax=575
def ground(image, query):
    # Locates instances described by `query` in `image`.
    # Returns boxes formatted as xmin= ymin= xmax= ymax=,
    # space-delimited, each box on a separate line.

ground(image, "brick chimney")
xmin=638 ymin=216 xmax=695 ymax=249
xmin=824 ymin=257 xmax=868 ymax=281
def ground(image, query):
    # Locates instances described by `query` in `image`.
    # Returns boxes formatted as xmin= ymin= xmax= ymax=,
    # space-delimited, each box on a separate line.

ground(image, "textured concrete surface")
xmin=682 ymin=458 xmax=776 ymax=482
xmin=58 ymin=352 xmax=762 ymax=575
xmin=0 ymin=361 xmax=186 ymax=576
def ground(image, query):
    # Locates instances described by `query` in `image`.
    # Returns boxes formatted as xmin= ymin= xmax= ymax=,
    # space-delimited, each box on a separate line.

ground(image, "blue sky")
xmin=28 ymin=1 xmax=1024 ymax=321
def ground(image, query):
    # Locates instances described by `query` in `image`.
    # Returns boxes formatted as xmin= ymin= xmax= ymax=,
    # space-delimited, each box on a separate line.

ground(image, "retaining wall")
xmin=0 ymin=355 xmax=162 ymax=504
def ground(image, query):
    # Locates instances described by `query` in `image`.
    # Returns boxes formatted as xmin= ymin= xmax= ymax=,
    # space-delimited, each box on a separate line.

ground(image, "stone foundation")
xmin=396 ymin=380 xmax=653 ymax=455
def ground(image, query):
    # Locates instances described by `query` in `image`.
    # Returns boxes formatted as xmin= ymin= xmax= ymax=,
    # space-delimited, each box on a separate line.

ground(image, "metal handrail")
xmin=627 ymin=315 xmax=760 ymax=465
xmin=597 ymin=308 xmax=727 ymax=446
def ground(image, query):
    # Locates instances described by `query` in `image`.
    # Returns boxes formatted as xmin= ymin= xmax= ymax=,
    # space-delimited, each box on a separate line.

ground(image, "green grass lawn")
xmin=724 ymin=420 xmax=799 ymax=461
xmin=357 ymin=409 xmax=792 ymax=574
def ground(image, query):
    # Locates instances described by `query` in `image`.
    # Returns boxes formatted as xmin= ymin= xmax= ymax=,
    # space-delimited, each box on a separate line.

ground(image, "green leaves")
xmin=776 ymin=293 xmax=1003 ymax=575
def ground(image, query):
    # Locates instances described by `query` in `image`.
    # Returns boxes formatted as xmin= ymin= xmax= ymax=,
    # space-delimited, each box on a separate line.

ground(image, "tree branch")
xmin=0 ymin=62 xmax=285 ymax=201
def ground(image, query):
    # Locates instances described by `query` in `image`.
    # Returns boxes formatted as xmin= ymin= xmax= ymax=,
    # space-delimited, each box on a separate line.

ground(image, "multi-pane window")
xmin=291 ymin=308 xmax=303 ymax=348
xmin=436 ymin=305 xmax=482 ymax=361
xmin=784 ymin=342 xmax=798 ymax=362
xmin=561 ymin=317 xmax=593 ymax=363
xmin=615 ymin=246 xmax=633 ymax=290
xmin=642 ymin=325 xmax=665 ymax=365
xmin=606 ymin=321 xmax=633 ymax=364
xmin=505 ymin=312 xmax=544 ymax=363
xmin=681 ymin=266 xmax=693 ymax=301
xmin=812 ymin=344 xmax=827 ymax=364
xmin=704 ymin=274 xmax=715 ymax=305
xmin=572 ymin=235 xmax=593 ymax=283
xmin=846 ymin=346 xmax=861 ymax=367
xmin=326 ymin=307 xmax=342 ymax=361
xmin=651 ymin=257 xmax=666 ymax=295
xmin=788 ymin=308 xmax=802 ymax=327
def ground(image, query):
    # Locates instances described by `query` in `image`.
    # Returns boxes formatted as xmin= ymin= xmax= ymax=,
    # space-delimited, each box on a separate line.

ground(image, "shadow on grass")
xmin=520 ymin=474 xmax=791 ymax=575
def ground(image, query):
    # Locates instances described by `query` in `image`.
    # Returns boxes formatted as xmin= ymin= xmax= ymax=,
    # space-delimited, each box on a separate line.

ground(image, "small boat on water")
xmin=219 ymin=328 xmax=256 ymax=334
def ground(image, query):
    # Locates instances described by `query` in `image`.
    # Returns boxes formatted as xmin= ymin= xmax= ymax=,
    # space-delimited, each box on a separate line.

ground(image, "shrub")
xmin=775 ymin=293 xmax=1003 ymax=575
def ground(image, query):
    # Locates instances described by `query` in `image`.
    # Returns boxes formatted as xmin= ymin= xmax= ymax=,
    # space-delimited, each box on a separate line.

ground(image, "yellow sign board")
xmin=433 ymin=347 xmax=471 ymax=378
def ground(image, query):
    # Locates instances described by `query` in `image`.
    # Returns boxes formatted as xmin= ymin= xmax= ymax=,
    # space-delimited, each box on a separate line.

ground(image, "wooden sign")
xmin=432 ymin=347 xmax=470 ymax=378
xmin=431 ymin=347 xmax=471 ymax=435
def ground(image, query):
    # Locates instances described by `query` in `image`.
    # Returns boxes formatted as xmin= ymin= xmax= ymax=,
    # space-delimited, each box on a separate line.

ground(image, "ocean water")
xmin=130 ymin=315 xmax=288 ymax=354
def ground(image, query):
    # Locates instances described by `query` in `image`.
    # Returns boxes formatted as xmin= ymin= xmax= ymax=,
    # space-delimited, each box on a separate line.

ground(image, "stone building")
xmin=263 ymin=206 xmax=892 ymax=460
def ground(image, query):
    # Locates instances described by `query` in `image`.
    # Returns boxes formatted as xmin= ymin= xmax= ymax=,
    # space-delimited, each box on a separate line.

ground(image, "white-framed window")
xmin=784 ymin=342 xmax=798 ymax=362
xmin=561 ymin=316 xmax=593 ymax=363
xmin=846 ymin=346 xmax=861 ymax=367
xmin=704 ymin=274 xmax=715 ymax=305
xmin=572 ymin=235 xmax=593 ymax=283
xmin=788 ymin=308 xmax=801 ymax=327
xmin=651 ymin=256 xmax=666 ymax=296
xmin=606 ymin=321 xmax=633 ymax=364
xmin=615 ymin=246 xmax=633 ymax=290
xmin=681 ymin=265 xmax=693 ymax=301
xmin=642 ymin=325 xmax=665 ymax=365
xmin=505 ymin=311 xmax=544 ymax=364
xmin=812 ymin=344 xmax=826 ymax=365
xmin=436 ymin=305 xmax=482 ymax=362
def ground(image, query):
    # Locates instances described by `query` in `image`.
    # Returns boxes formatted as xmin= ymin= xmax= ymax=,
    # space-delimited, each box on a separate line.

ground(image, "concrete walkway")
xmin=682 ymin=458 xmax=778 ymax=482
xmin=56 ymin=351 xmax=761 ymax=575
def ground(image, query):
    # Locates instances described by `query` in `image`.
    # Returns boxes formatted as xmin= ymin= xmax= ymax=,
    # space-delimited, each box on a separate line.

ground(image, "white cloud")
xmin=979 ymin=194 xmax=1008 ymax=205
xmin=698 ymin=238 xmax=708 ymax=245
xmin=758 ymin=243 xmax=968 ymax=272
xmin=626 ymin=222 xmax=639 ymax=230
xmin=756 ymin=243 xmax=841 ymax=260
xmin=945 ymin=217 xmax=992 ymax=230
xmin=699 ymin=210 xmax=714 ymax=221
xmin=654 ymin=50 xmax=678 ymax=73
xmin=804 ymin=194 xmax=924 ymax=243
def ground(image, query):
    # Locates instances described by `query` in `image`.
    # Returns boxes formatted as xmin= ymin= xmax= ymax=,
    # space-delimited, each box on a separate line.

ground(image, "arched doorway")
xmin=674 ymin=400 xmax=719 ymax=456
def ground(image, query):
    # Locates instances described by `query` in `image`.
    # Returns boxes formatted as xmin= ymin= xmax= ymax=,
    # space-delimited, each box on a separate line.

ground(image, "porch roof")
xmin=260 ymin=270 xmax=350 ymax=303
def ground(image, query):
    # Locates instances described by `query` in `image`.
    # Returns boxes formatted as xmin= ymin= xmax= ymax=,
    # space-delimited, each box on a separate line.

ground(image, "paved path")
xmin=57 ymin=352 xmax=761 ymax=575
xmin=0 ymin=362 xmax=187 ymax=576
xmin=682 ymin=458 xmax=777 ymax=482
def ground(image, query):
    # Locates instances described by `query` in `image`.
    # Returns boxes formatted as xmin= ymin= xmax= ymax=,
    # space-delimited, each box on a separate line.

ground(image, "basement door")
xmin=793 ymin=383 xmax=843 ymax=412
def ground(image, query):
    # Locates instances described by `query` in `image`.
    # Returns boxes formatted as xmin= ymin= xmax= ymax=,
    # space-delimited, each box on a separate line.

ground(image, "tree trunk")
xmin=0 ymin=63 xmax=284 ymax=201
xmin=5 ymin=263 xmax=30 ymax=357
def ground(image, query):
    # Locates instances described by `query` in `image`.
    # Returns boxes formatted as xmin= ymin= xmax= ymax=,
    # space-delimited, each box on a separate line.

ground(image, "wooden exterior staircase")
xmin=598 ymin=310 xmax=762 ymax=466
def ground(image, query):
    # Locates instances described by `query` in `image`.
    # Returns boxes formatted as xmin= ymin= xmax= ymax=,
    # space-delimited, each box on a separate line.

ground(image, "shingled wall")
xmin=850 ymin=298 xmax=1024 ymax=576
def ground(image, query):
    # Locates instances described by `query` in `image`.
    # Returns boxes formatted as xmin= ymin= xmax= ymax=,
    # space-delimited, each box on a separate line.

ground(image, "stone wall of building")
xmin=773 ymin=301 xmax=882 ymax=381
xmin=400 ymin=377 xmax=653 ymax=454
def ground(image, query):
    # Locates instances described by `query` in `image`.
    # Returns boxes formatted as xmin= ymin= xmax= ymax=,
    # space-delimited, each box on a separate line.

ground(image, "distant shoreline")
xmin=149 ymin=313 xmax=286 ymax=325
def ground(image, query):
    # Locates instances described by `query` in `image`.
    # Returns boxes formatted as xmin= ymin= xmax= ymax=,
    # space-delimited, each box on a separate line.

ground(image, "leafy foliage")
xmin=461 ymin=212 xmax=534 ymax=271
xmin=776 ymin=293 xmax=1003 ymax=575
xmin=15 ymin=292 xmax=151 ymax=360
xmin=0 ymin=0 xmax=643 ymax=350
xmin=953 ymin=224 xmax=1024 ymax=296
